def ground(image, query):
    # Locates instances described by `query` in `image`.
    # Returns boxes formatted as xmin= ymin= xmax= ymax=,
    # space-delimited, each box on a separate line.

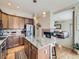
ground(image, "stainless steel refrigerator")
xmin=26 ymin=24 xmax=33 ymax=39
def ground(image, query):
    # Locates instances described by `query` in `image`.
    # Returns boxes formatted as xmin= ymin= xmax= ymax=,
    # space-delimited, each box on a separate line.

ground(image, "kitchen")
xmin=0 ymin=9 xmax=56 ymax=59
xmin=0 ymin=0 xmax=79 ymax=59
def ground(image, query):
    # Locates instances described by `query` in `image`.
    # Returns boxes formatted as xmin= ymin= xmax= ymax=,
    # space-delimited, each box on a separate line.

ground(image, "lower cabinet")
xmin=13 ymin=36 xmax=19 ymax=47
xmin=24 ymin=39 xmax=38 ymax=59
xmin=24 ymin=39 xmax=29 ymax=58
xmin=7 ymin=36 xmax=24 ymax=49
xmin=7 ymin=36 xmax=14 ymax=48
xmin=19 ymin=37 xmax=24 ymax=45
xmin=31 ymin=45 xmax=38 ymax=59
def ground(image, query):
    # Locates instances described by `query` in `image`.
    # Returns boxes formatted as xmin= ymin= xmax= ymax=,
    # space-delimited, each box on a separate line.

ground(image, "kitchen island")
xmin=23 ymin=36 xmax=56 ymax=59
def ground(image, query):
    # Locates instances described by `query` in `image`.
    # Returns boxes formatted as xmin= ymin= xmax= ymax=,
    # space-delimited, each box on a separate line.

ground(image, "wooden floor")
xmin=6 ymin=45 xmax=79 ymax=59
xmin=6 ymin=46 xmax=25 ymax=59
xmin=56 ymin=45 xmax=79 ymax=59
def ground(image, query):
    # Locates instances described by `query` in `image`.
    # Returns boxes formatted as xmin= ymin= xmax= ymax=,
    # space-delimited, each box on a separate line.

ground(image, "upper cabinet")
xmin=8 ymin=15 xmax=14 ymax=29
xmin=2 ymin=13 xmax=9 ymax=29
xmin=19 ymin=17 xmax=25 ymax=29
xmin=12 ymin=16 xmax=19 ymax=29
xmin=8 ymin=16 xmax=25 ymax=29
xmin=25 ymin=18 xmax=34 ymax=25
xmin=0 ymin=10 xmax=2 ymax=19
xmin=0 ymin=10 xmax=3 ymax=28
xmin=0 ymin=10 xmax=34 ymax=29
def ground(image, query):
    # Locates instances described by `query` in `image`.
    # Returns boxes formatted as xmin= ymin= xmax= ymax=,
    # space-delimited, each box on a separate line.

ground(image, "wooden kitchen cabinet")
xmin=31 ymin=45 xmax=38 ymax=59
xmin=13 ymin=36 xmax=20 ymax=47
xmin=28 ymin=19 xmax=34 ymax=24
xmin=31 ymin=50 xmax=38 ymax=59
xmin=25 ymin=18 xmax=34 ymax=25
xmin=8 ymin=15 xmax=14 ymax=29
xmin=2 ymin=13 xmax=9 ymax=29
xmin=0 ymin=10 xmax=34 ymax=29
xmin=19 ymin=37 xmax=24 ymax=45
xmin=0 ymin=10 xmax=3 ymax=28
xmin=0 ymin=10 xmax=2 ymax=19
xmin=12 ymin=16 xmax=19 ymax=29
xmin=24 ymin=39 xmax=29 ymax=58
xmin=8 ymin=16 xmax=19 ymax=29
xmin=24 ymin=39 xmax=38 ymax=59
xmin=24 ymin=38 xmax=50 ymax=59
xmin=7 ymin=36 xmax=14 ymax=48
xmin=19 ymin=17 xmax=25 ymax=29
xmin=7 ymin=36 xmax=24 ymax=49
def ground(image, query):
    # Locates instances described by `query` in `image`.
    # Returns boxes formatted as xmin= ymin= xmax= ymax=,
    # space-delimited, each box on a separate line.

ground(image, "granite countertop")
xmin=25 ymin=37 xmax=56 ymax=49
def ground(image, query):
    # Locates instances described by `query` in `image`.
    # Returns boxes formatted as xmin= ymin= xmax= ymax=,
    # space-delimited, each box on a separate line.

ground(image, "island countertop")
xmin=24 ymin=37 xmax=56 ymax=49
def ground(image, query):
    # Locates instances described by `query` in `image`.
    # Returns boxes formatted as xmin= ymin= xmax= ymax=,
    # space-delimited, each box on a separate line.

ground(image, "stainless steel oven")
xmin=0 ymin=40 xmax=6 ymax=59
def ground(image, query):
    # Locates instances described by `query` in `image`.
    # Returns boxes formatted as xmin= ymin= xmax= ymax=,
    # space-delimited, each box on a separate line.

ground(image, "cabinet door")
xmin=8 ymin=16 xmax=19 ymax=29
xmin=7 ymin=36 xmax=14 ymax=48
xmin=7 ymin=36 xmax=20 ymax=48
xmin=28 ymin=19 xmax=33 ymax=24
xmin=25 ymin=19 xmax=34 ymax=24
xmin=8 ymin=15 xmax=14 ymax=29
xmin=19 ymin=17 xmax=25 ymax=29
xmin=19 ymin=37 xmax=24 ymax=45
xmin=0 ymin=11 xmax=2 ymax=28
xmin=24 ymin=39 xmax=29 ymax=58
xmin=0 ymin=10 xmax=2 ymax=19
xmin=13 ymin=16 xmax=19 ymax=29
xmin=31 ymin=51 xmax=38 ymax=59
xmin=31 ymin=45 xmax=38 ymax=59
xmin=13 ymin=36 xmax=19 ymax=47
xmin=2 ymin=13 xmax=9 ymax=28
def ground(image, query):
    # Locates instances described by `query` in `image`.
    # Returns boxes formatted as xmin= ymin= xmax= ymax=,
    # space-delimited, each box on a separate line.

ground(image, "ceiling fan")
xmin=33 ymin=0 xmax=37 ymax=3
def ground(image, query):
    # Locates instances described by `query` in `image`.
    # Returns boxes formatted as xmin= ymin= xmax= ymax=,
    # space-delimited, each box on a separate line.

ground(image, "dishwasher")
xmin=0 ymin=40 xmax=6 ymax=59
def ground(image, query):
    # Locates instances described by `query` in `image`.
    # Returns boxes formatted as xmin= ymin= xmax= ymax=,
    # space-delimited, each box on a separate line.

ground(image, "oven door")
xmin=0 ymin=41 xmax=6 ymax=59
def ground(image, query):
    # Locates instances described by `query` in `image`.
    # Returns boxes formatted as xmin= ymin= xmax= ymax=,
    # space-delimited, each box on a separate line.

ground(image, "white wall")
xmin=38 ymin=15 xmax=50 ymax=29
xmin=50 ymin=9 xmax=73 ymax=48
xmin=34 ymin=13 xmax=50 ymax=38
xmin=50 ymin=12 xmax=55 ymax=32
xmin=55 ymin=20 xmax=73 ymax=48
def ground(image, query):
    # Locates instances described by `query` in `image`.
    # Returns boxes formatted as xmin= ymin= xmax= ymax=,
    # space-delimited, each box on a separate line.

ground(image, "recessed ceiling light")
xmin=34 ymin=16 xmax=37 ymax=20
xmin=8 ymin=2 xmax=11 ymax=6
xmin=33 ymin=0 xmax=37 ymax=3
xmin=42 ymin=12 xmax=46 ymax=15
xmin=17 ymin=6 xmax=20 ymax=8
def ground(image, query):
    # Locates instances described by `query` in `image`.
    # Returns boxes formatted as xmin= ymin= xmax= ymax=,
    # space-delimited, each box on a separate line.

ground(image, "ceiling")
xmin=0 ymin=0 xmax=79 ymax=16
